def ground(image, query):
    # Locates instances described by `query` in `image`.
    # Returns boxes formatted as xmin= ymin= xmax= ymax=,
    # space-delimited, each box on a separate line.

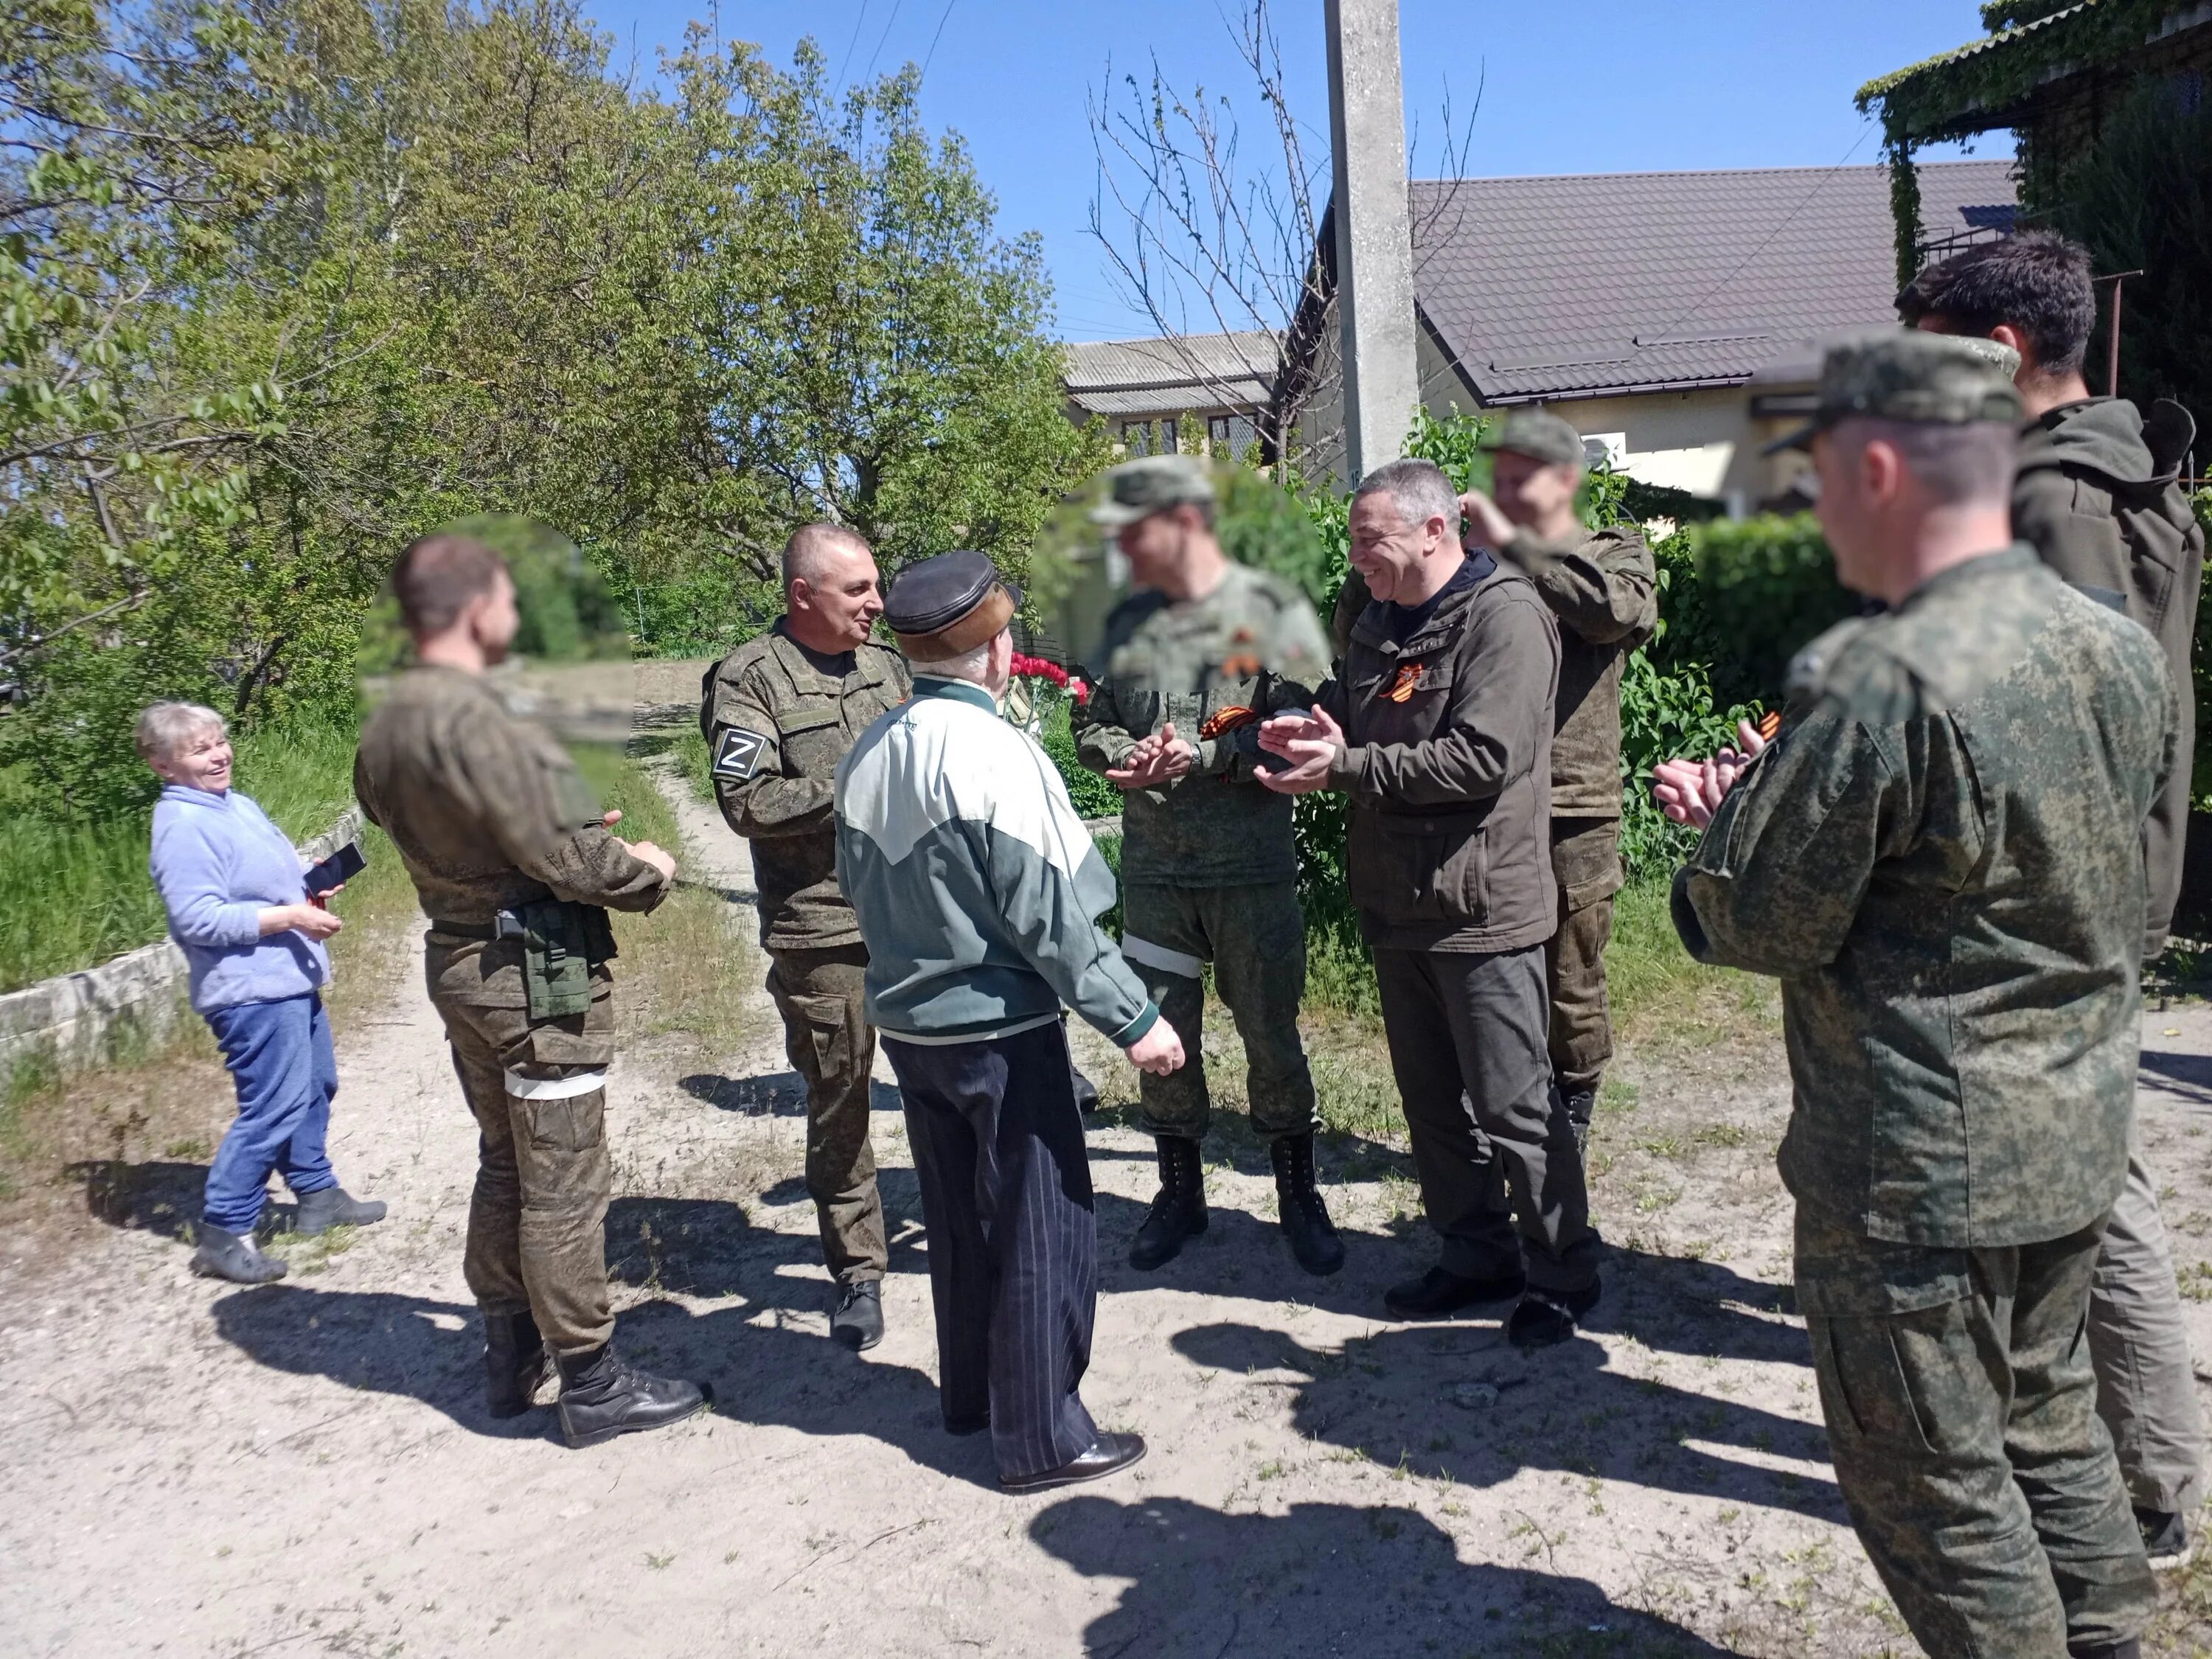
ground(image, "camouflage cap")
xmin=1485 ymin=408 xmax=1587 ymax=469
xmin=1764 ymin=329 xmax=2025 ymax=456
xmin=1089 ymin=454 xmax=1217 ymax=528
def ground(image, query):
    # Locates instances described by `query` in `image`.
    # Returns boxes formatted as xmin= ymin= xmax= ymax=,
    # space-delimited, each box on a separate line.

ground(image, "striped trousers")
xmin=883 ymin=1020 xmax=1100 ymax=1480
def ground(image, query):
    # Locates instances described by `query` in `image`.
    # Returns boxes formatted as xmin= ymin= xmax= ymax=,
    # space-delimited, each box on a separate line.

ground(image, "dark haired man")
xmin=700 ymin=523 xmax=910 ymax=1352
xmin=1902 ymin=230 xmax=2208 ymax=1564
xmin=356 ymin=533 xmax=709 ymax=1448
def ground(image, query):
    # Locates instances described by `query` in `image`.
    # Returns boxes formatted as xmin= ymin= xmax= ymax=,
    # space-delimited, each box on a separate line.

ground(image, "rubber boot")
xmin=554 ymin=1344 xmax=710 ymax=1449
xmin=1129 ymin=1137 xmax=1207 ymax=1270
xmin=1270 ymin=1133 xmax=1346 ymax=1276
xmin=483 ymin=1308 xmax=551 ymax=1419
xmin=189 ymin=1221 xmax=287 ymax=1285
xmin=294 ymin=1185 xmax=388 ymax=1236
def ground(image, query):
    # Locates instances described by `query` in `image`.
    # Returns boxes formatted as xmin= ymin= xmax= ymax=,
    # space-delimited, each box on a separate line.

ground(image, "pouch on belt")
xmin=518 ymin=899 xmax=618 ymax=1020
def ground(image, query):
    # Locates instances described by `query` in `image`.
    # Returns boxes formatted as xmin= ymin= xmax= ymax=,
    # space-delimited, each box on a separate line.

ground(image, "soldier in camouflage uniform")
xmin=1662 ymin=333 xmax=2162 ymax=1659
xmin=1461 ymin=411 xmax=1655 ymax=1154
xmin=355 ymin=532 xmax=709 ymax=1450
xmin=1074 ymin=456 xmax=1344 ymax=1277
xmin=700 ymin=524 xmax=911 ymax=1351
xmin=1900 ymin=231 xmax=2210 ymax=1562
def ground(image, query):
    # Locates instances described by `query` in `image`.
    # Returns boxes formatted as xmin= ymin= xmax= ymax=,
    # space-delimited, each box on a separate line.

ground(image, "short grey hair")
xmin=928 ymin=634 xmax=1000 ymax=685
xmin=782 ymin=523 xmax=872 ymax=591
xmin=135 ymin=701 xmax=226 ymax=764
xmin=1353 ymin=458 xmax=1458 ymax=535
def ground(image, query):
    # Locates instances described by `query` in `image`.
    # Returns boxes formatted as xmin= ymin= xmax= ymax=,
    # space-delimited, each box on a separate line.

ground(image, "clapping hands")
xmin=1105 ymin=722 xmax=1197 ymax=790
xmin=1650 ymin=718 xmax=1768 ymax=829
xmin=1253 ymin=706 xmax=1343 ymax=795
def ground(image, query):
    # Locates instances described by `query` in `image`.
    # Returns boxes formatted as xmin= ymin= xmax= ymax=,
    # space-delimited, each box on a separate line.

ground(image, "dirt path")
xmin=6 ymin=762 xmax=2211 ymax=1657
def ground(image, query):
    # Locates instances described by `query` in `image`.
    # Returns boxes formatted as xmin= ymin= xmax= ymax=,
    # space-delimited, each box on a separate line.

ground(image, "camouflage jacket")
xmin=700 ymin=621 xmax=910 ymax=951
xmin=354 ymin=665 xmax=669 ymax=971
xmin=2013 ymin=396 xmax=2205 ymax=954
xmin=1671 ymin=546 xmax=2174 ymax=1248
xmin=1073 ymin=561 xmax=1330 ymax=888
xmin=1497 ymin=524 xmax=1656 ymax=817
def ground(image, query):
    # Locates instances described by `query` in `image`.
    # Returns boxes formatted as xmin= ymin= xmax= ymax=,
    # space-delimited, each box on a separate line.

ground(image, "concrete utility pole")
xmin=1325 ymin=0 xmax=1420 ymax=482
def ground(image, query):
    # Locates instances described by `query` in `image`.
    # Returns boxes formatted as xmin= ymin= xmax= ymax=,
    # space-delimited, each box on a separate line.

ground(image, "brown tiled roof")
xmin=1411 ymin=160 xmax=2017 ymax=403
xmin=1062 ymin=330 xmax=1279 ymax=416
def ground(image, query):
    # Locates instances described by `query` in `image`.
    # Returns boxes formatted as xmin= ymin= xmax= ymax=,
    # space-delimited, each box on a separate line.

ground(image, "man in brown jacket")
xmin=700 ymin=524 xmax=910 ymax=1352
xmin=1901 ymin=229 xmax=2209 ymax=1565
xmin=355 ymin=532 xmax=709 ymax=1449
xmin=1262 ymin=459 xmax=1599 ymax=1348
xmin=1459 ymin=411 xmax=1656 ymax=1154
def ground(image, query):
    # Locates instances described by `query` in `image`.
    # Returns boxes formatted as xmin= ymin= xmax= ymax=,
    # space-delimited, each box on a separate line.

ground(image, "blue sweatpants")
xmin=201 ymin=993 xmax=339 ymax=1234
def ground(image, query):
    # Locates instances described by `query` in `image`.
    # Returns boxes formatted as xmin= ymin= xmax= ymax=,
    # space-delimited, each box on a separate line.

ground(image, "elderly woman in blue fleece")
xmin=140 ymin=701 xmax=386 ymax=1285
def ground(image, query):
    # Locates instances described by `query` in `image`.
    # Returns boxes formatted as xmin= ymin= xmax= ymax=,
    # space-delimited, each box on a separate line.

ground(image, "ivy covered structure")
xmin=1858 ymin=1 xmax=2212 ymax=283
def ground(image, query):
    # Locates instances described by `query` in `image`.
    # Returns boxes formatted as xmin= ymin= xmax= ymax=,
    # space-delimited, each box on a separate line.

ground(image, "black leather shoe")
xmin=554 ymin=1345 xmax=709 ymax=1449
xmin=294 ymin=1186 xmax=387 ymax=1235
xmin=1129 ymin=1138 xmax=1207 ymax=1270
xmin=1506 ymin=1279 xmax=1602 ymax=1350
xmin=483 ymin=1308 xmax=550 ymax=1419
xmin=944 ymin=1411 xmax=990 ymax=1436
xmin=2067 ymin=1641 xmax=2142 ymax=1659
xmin=831 ymin=1281 xmax=884 ymax=1352
xmin=1270 ymin=1133 xmax=1346 ymax=1276
xmin=1071 ymin=1063 xmax=1102 ymax=1114
xmin=189 ymin=1222 xmax=288 ymax=1284
xmin=1383 ymin=1264 xmax=1523 ymax=1320
xmin=1000 ymin=1432 xmax=1147 ymax=1493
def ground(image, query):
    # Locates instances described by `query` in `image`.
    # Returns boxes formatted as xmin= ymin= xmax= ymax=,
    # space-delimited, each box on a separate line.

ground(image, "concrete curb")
xmin=0 ymin=805 xmax=365 ymax=1085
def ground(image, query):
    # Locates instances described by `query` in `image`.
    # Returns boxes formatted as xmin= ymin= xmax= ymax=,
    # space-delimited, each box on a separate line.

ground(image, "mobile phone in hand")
xmin=303 ymin=839 xmax=366 ymax=899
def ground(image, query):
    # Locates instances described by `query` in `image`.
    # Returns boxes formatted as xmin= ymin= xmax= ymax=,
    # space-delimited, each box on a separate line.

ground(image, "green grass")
xmin=0 ymin=717 xmax=368 ymax=993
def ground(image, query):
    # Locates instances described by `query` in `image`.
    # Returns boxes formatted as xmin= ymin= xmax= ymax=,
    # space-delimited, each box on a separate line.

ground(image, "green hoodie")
xmin=2013 ymin=395 xmax=2205 ymax=953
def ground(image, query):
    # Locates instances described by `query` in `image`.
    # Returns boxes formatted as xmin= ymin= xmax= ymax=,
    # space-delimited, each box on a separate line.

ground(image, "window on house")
xmin=1207 ymin=414 xmax=1259 ymax=461
xmin=1120 ymin=418 xmax=1182 ymax=456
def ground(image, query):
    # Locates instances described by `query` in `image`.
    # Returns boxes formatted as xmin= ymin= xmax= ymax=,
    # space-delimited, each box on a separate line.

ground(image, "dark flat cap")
xmin=885 ymin=549 xmax=1022 ymax=661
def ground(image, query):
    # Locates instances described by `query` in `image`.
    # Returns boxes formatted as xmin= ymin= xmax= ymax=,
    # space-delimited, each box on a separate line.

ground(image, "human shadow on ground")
xmin=602 ymin=1193 xmax=927 ymax=1302
xmin=1175 ymin=1310 xmax=1841 ymax=1526
xmin=2138 ymin=1047 xmax=2212 ymax=1109
xmin=1030 ymin=1494 xmax=1730 ymax=1657
xmin=209 ymin=1285 xmax=983 ymax=1480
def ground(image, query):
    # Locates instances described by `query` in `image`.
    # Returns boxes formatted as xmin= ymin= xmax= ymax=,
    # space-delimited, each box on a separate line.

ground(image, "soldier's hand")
xmin=600 ymin=810 xmax=623 ymax=828
xmin=1125 ymin=1019 xmax=1186 ymax=1077
xmin=1652 ymin=722 xmax=1765 ymax=828
xmin=1458 ymin=487 xmax=1515 ymax=551
xmin=620 ymin=838 xmax=678 ymax=883
xmin=1105 ymin=723 xmax=1195 ymax=790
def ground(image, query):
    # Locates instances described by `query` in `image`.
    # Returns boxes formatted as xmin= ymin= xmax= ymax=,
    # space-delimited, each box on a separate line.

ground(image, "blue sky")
xmin=584 ymin=1 xmax=2014 ymax=341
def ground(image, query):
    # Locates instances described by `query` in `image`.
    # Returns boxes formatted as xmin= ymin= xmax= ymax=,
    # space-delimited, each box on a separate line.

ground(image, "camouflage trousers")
xmin=1119 ymin=882 xmax=1320 ymax=1143
xmin=1796 ymin=1208 xmax=2157 ymax=1657
xmin=1543 ymin=818 xmax=1623 ymax=1102
xmin=429 ymin=939 xmax=617 ymax=1356
xmin=765 ymin=945 xmax=887 ymax=1285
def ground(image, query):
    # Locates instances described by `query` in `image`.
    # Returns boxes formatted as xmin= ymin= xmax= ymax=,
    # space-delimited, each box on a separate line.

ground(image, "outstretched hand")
xmin=1650 ymin=718 xmax=1767 ymax=829
xmin=1254 ymin=706 xmax=1342 ymax=795
xmin=1105 ymin=722 xmax=1196 ymax=790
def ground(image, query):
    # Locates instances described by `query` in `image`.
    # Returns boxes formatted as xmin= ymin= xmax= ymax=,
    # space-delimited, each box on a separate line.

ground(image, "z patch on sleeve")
xmin=711 ymin=726 xmax=771 ymax=782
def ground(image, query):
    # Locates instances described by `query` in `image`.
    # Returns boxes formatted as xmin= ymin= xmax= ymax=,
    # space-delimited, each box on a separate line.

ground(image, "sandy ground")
xmin=6 ymin=747 xmax=2212 ymax=1658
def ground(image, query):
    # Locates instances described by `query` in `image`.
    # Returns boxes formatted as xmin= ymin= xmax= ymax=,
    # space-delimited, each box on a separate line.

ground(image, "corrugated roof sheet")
xmin=1062 ymin=330 xmax=1279 ymax=415
xmin=1411 ymin=160 xmax=2017 ymax=403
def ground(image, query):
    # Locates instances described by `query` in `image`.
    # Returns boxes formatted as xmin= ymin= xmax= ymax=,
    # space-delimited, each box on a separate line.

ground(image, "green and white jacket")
xmin=834 ymin=675 xmax=1159 ymax=1048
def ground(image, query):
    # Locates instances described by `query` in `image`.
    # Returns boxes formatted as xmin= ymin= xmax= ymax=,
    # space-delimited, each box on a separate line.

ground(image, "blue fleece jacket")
xmin=149 ymin=784 xmax=330 ymax=1012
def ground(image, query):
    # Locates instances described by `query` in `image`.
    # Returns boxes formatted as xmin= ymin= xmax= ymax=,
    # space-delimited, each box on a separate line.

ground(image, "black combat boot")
xmin=2068 ymin=1641 xmax=2141 ymax=1659
xmin=483 ymin=1308 xmax=550 ymax=1419
xmin=294 ymin=1185 xmax=388 ymax=1236
xmin=1506 ymin=1279 xmax=1603 ymax=1351
xmin=188 ymin=1221 xmax=287 ymax=1285
xmin=1270 ymin=1133 xmax=1346 ymax=1276
xmin=1129 ymin=1137 xmax=1207 ymax=1270
xmin=554 ymin=1345 xmax=710 ymax=1449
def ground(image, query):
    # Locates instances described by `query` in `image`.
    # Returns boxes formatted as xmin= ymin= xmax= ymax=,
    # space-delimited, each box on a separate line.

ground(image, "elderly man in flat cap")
xmin=835 ymin=549 xmax=1186 ymax=1493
